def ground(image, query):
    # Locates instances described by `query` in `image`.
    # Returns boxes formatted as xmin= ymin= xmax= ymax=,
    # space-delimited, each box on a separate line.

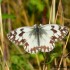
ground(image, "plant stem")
xmin=57 ymin=32 xmax=70 ymax=70
xmin=49 ymin=0 xmax=55 ymax=24
xmin=36 ymin=54 xmax=41 ymax=70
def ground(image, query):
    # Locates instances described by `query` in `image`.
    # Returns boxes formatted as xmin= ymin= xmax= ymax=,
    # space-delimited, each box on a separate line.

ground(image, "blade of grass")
xmin=52 ymin=0 xmax=55 ymax=24
xmin=57 ymin=31 xmax=70 ymax=70
xmin=49 ymin=0 xmax=56 ymax=24
xmin=0 ymin=2 xmax=10 ymax=70
xmin=0 ymin=46 xmax=3 ymax=56
xmin=55 ymin=0 xmax=64 ymax=25
xmin=0 ymin=2 xmax=5 ymax=70
xmin=17 ymin=0 xmax=30 ymax=26
xmin=36 ymin=54 xmax=41 ymax=70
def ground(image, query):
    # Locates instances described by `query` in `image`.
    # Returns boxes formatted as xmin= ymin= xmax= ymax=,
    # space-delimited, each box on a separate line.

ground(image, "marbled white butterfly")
xmin=7 ymin=24 xmax=68 ymax=53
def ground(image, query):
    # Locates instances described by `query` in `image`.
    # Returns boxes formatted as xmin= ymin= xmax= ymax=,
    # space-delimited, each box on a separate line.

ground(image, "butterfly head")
xmin=33 ymin=24 xmax=43 ymax=29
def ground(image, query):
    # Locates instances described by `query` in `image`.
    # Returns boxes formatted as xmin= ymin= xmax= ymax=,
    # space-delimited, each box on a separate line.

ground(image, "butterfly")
xmin=7 ymin=24 xmax=68 ymax=53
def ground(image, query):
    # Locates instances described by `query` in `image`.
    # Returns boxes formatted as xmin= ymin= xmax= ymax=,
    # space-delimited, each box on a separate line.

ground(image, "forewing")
xmin=39 ymin=24 xmax=68 ymax=52
xmin=7 ymin=26 xmax=39 ymax=53
xmin=41 ymin=24 xmax=68 ymax=42
xmin=7 ymin=27 xmax=32 ymax=45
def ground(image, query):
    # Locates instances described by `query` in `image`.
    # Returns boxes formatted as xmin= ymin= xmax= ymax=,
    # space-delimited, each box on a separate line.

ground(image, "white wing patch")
xmin=7 ymin=26 xmax=39 ymax=53
xmin=7 ymin=24 xmax=68 ymax=53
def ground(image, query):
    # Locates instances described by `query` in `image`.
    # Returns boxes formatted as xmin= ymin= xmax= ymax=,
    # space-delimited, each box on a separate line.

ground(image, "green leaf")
xmin=46 ymin=53 xmax=59 ymax=64
xmin=29 ymin=0 xmax=45 ymax=12
xmin=0 ymin=0 xmax=2 ymax=3
xmin=36 ymin=2 xmax=45 ymax=12
xmin=2 ymin=14 xmax=16 ymax=19
xmin=30 ymin=0 xmax=38 ymax=5
xmin=11 ymin=55 xmax=34 ymax=70
xmin=11 ymin=56 xmax=19 ymax=64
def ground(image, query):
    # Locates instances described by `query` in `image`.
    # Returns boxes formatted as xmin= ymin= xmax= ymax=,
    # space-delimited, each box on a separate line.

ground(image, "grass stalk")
xmin=17 ymin=0 xmax=30 ymax=26
xmin=57 ymin=32 xmax=70 ymax=70
xmin=0 ymin=2 xmax=10 ymax=70
xmin=49 ymin=0 xmax=55 ymax=24
xmin=52 ymin=0 xmax=55 ymax=24
xmin=36 ymin=54 xmax=41 ymax=70
xmin=0 ymin=2 xmax=5 ymax=70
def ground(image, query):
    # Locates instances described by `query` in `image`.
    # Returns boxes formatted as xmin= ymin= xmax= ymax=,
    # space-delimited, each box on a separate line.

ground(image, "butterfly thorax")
xmin=30 ymin=24 xmax=45 ymax=46
xmin=35 ymin=25 xmax=40 ymax=46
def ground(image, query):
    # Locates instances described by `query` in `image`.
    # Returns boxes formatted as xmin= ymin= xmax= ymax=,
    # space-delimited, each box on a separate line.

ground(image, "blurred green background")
xmin=0 ymin=0 xmax=70 ymax=70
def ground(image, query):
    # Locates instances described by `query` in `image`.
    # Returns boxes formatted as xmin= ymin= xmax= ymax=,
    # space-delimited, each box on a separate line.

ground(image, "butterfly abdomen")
xmin=35 ymin=26 xmax=40 ymax=46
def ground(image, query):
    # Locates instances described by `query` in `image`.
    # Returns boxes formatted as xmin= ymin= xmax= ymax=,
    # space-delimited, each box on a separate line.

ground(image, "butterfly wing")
xmin=7 ymin=24 xmax=68 ymax=53
xmin=39 ymin=24 xmax=68 ymax=52
xmin=7 ymin=26 xmax=40 ymax=53
xmin=7 ymin=26 xmax=32 ymax=45
xmin=41 ymin=24 xmax=68 ymax=41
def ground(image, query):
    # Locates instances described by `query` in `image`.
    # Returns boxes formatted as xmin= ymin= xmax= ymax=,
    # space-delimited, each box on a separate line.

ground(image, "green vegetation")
xmin=0 ymin=0 xmax=70 ymax=70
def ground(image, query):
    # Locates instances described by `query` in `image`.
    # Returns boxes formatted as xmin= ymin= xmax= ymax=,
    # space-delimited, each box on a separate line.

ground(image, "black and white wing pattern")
xmin=7 ymin=24 xmax=68 ymax=53
xmin=39 ymin=24 xmax=68 ymax=52
xmin=7 ymin=26 xmax=39 ymax=53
